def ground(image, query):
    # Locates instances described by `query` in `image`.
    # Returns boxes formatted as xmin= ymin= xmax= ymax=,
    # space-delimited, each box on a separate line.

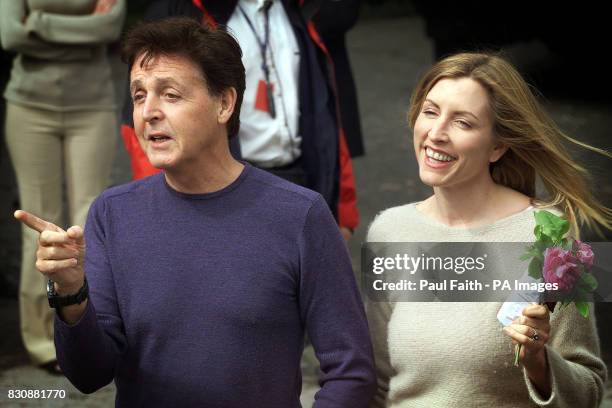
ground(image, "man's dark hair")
xmin=122 ymin=17 xmax=245 ymax=139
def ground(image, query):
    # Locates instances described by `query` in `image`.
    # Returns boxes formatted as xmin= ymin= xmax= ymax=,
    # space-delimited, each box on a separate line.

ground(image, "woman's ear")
xmin=218 ymin=87 xmax=237 ymax=125
xmin=490 ymin=140 xmax=509 ymax=163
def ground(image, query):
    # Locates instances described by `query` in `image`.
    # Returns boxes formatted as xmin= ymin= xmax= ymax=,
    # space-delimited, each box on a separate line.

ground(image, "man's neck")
xmin=164 ymin=151 xmax=244 ymax=195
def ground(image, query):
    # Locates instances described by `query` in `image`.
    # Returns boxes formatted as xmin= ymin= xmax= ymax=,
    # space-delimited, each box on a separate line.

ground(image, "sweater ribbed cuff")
xmin=523 ymin=346 xmax=556 ymax=406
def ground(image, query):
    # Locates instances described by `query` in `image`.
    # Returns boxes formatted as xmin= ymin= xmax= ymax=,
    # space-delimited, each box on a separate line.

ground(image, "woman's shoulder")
xmin=375 ymin=202 xmax=420 ymax=221
xmin=366 ymin=202 xmax=424 ymax=242
xmin=532 ymin=204 xmax=564 ymax=217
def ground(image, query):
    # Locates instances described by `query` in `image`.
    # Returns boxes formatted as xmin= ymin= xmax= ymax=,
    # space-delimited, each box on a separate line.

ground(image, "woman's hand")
xmin=503 ymin=304 xmax=552 ymax=397
xmin=92 ymin=0 xmax=116 ymax=15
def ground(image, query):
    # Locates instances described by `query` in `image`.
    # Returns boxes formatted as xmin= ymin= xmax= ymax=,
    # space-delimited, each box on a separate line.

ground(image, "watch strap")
xmin=47 ymin=278 xmax=89 ymax=309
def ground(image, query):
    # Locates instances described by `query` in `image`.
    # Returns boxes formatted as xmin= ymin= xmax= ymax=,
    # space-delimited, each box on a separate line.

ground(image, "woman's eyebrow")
xmin=424 ymin=99 xmax=479 ymax=121
xmin=423 ymin=98 xmax=438 ymax=108
xmin=454 ymin=110 xmax=479 ymax=121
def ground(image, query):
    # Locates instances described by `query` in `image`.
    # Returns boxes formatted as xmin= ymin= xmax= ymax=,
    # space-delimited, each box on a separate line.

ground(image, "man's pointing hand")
xmin=14 ymin=210 xmax=86 ymax=297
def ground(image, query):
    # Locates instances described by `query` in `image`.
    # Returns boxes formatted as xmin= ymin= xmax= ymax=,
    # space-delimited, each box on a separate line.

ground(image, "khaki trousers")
xmin=5 ymin=102 xmax=116 ymax=364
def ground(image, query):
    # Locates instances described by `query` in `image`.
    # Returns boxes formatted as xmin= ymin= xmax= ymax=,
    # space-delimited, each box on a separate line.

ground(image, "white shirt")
xmin=227 ymin=0 xmax=301 ymax=167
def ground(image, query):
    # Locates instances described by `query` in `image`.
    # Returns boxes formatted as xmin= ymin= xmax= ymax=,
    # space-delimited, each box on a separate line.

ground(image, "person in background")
xmin=119 ymin=0 xmax=359 ymax=241
xmin=0 ymin=0 xmax=126 ymax=374
xmin=367 ymin=52 xmax=609 ymax=407
xmin=313 ymin=0 xmax=364 ymax=158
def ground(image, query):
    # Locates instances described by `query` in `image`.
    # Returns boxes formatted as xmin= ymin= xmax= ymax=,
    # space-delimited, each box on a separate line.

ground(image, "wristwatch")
xmin=47 ymin=278 xmax=89 ymax=309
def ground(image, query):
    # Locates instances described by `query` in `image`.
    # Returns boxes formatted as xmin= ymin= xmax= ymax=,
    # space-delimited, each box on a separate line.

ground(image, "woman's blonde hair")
xmin=408 ymin=52 xmax=612 ymax=237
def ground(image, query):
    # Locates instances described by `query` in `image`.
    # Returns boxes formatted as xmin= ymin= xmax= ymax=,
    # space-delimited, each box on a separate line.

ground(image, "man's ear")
xmin=218 ymin=87 xmax=237 ymax=125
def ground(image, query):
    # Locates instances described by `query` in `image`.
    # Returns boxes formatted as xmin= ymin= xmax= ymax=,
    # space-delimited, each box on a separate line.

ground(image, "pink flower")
xmin=543 ymin=247 xmax=580 ymax=291
xmin=574 ymin=240 xmax=594 ymax=268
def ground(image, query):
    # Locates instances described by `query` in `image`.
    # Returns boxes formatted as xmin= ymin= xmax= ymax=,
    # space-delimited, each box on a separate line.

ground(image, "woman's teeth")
xmin=426 ymin=147 xmax=455 ymax=162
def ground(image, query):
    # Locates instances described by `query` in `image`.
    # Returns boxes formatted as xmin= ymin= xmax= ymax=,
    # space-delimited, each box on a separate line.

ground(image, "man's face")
xmin=130 ymin=54 xmax=224 ymax=173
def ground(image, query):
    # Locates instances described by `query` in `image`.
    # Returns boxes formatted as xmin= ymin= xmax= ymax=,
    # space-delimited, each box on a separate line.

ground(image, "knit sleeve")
xmin=364 ymin=211 xmax=396 ymax=407
xmin=298 ymin=195 xmax=376 ymax=407
xmin=523 ymin=303 xmax=606 ymax=407
xmin=23 ymin=0 xmax=126 ymax=45
xmin=54 ymin=194 xmax=128 ymax=394
xmin=0 ymin=0 xmax=92 ymax=60
xmin=366 ymin=299 xmax=396 ymax=408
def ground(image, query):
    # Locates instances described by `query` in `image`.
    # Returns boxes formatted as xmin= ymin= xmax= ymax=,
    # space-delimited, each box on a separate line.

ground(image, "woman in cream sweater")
xmin=367 ymin=53 xmax=610 ymax=407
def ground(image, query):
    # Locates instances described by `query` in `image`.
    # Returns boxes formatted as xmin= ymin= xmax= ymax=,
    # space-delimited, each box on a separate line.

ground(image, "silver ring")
xmin=531 ymin=329 xmax=540 ymax=341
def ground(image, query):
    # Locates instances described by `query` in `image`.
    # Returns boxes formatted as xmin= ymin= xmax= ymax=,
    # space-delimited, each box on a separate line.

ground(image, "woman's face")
xmin=413 ymin=77 xmax=506 ymax=189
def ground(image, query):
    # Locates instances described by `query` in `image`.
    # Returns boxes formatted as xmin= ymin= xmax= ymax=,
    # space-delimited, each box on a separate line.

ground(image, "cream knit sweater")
xmin=366 ymin=202 xmax=606 ymax=407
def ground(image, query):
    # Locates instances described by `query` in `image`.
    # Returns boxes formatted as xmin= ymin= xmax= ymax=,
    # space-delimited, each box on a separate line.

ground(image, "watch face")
xmin=47 ymin=279 xmax=56 ymax=297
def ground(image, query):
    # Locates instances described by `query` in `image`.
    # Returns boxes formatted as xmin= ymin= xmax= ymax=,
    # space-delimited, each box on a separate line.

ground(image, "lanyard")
xmin=238 ymin=1 xmax=276 ymax=117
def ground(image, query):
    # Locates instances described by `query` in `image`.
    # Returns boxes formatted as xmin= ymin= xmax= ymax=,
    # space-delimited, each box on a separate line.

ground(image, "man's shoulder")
xmin=95 ymin=174 xmax=162 ymax=206
xmin=247 ymin=165 xmax=322 ymax=207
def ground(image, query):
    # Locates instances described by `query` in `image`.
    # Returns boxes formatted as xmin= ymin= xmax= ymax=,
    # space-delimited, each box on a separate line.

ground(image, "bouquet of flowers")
xmin=514 ymin=209 xmax=597 ymax=365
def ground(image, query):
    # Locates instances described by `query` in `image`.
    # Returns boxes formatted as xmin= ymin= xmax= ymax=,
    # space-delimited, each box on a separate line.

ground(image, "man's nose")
xmin=141 ymin=95 xmax=163 ymax=123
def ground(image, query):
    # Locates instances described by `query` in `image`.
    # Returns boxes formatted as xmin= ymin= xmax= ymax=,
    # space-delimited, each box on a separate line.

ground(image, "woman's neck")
xmin=420 ymin=176 xmax=530 ymax=228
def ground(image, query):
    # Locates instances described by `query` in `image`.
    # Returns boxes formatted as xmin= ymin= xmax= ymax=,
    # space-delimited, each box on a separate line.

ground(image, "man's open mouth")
xmin=148 ymin=134 xmax=172 ymax=142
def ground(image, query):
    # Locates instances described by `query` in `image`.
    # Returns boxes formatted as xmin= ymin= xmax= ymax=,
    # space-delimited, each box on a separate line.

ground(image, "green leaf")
xmin=528 ymin=258 xmax=543 ymax=280
xmin=520 ymin=244 xmax=539 ymax=261
xmin=540 ymin=235 xmax=554 ymax=250
xmin=561 ymin=238 xmax=574 ymax=251
xmin=558 ymin=221 xmax=570 ymax=240
xmin=534 ymin=224 xmax=543 ymax=241
xmin=575 ymin=302 xmax=589 ymax=318
xmin=575 ymin=279 xmax=590 ymax=293
xmin=579 ymin=272 xmax=598 ymax=292
xmin=571 ymin=287 xmax=588 ymax=303
xmin=533 ymin=241 xmax=544 ymax=253
xmin=534 ymin=210 xmax=570 ymax=242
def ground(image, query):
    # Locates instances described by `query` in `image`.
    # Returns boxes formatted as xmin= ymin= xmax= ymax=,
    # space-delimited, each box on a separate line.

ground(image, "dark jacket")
xmin=313 ymin=0 xmax=364 ymax=157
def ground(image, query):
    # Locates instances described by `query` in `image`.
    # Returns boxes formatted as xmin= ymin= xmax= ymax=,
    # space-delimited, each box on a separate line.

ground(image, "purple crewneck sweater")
xmin=54 ymin=164 xmax=375 ymax=407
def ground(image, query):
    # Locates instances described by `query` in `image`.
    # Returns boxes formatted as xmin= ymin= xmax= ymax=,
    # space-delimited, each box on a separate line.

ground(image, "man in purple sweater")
xmin=15 ymin=17 xmax=375 ymax=407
